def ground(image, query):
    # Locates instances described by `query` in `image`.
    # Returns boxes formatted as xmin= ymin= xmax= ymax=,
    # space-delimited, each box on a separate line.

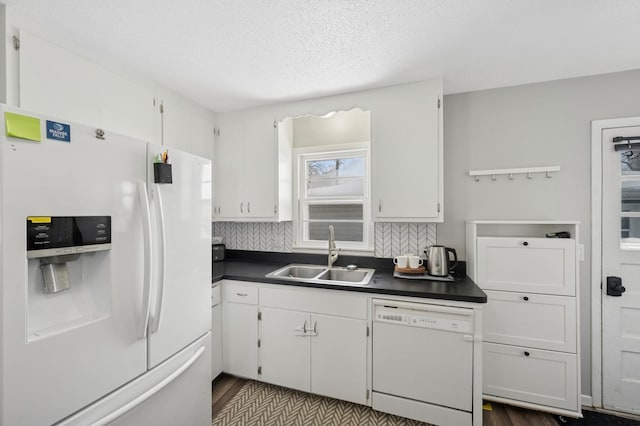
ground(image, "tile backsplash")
xmin=374 ymin=222 xmax=437 ymax=258
xmin=213 ymin=222 xmax=436 ymax=258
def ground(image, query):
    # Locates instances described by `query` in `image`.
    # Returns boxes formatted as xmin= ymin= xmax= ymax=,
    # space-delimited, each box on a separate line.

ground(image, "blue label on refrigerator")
xmin=46 ymin=120 xmax=71 ymax=142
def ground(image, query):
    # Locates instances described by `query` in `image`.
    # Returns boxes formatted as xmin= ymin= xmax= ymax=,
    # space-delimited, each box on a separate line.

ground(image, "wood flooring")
xmin=212 ymin=374 xmax=560 ymax=426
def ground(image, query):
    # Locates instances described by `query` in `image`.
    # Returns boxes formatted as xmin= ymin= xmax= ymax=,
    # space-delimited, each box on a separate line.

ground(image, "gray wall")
xmin=438 ymin=68 xmax=640 ymax=396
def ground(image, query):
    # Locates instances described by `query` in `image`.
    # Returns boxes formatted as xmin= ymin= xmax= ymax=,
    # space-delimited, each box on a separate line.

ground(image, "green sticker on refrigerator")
xmin=4 ymin=112 xmax=41 ymax=142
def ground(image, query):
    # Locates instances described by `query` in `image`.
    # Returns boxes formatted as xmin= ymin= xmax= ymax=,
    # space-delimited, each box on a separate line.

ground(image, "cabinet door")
xmin=476 ymin=237 xmax=576 ymax=295
xmin=215 ymin=122 xmax=245 ymax=219
xmin=211 ymin=304 xmax=222 ymax=380
xmin=221 ymin=302 xmax=258 ymax=379
xmin=243 ymin=118 xmax=277 ymax=219
xmin=372 ymin=92 xmax=441 ymax=221
xmin=259 ymin=308 xmax=311 ymax=392
xmin=311 ymin=314 xmax=368 ymax=405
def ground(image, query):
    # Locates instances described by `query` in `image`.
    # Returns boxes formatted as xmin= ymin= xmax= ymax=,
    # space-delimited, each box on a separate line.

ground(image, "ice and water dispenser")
xmin=26 ymin=216 xmax=112 ymax=340
xmin=27 ymin=216 xmax=112 ymax=292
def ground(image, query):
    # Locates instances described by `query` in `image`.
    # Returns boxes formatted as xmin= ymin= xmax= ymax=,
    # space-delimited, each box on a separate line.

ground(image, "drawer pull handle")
xmin=524 ymin=351 xmax=530 ymax=357
xmin=236 ymin=292 xmax=248 ymax=297
xmin=522 ymin=241 xmax=529 ymax=246
xmin=523 ymin=296 xmax=529 ymax=301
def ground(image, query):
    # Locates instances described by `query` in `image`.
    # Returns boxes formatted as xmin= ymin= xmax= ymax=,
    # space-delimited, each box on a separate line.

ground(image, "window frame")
xmin=293 ymin=142 xmax=373 ymax=252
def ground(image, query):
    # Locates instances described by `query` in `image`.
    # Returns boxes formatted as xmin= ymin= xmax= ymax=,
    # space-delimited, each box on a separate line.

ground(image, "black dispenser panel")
xmin=27 ymin=216 xmax=111 ymax=252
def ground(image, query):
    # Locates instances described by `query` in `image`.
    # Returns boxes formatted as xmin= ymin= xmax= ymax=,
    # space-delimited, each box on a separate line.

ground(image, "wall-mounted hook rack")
xmin=468 ymin=166 xmax=560 ymax=181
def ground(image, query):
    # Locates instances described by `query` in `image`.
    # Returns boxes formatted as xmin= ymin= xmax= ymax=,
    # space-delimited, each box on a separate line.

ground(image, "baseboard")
xmin=581 ymin=394 xmax=593 ymax=407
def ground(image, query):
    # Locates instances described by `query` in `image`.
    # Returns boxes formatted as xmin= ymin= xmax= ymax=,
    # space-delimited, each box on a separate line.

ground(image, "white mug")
xmin=408 ymin=255 xmax=423 ymax=269
xmin=393 ymin=255 xmax=408 ymax=268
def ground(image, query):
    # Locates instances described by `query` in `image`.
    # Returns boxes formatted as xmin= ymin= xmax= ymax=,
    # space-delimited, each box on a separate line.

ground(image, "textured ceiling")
xmin=3 ymin=0 xmax=640 ymax=112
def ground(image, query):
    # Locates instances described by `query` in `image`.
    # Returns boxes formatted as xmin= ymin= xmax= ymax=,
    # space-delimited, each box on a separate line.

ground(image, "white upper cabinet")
xmin=214 ymin=117 xmax=292 ymax=221
xmin=156 ymin=88 xmax=215 ymax=160
xmin=14 ymin=29 xmax=216 ymax=215
xmin=17 ymin=30 xmax=156 ymax=142
xmin=213 ymin=80 xmax=442 ymax=223
xmin=15 ymin=30 xmax=216 ymax=163
xmin=371 ymin=81 xmax=442 ymax=222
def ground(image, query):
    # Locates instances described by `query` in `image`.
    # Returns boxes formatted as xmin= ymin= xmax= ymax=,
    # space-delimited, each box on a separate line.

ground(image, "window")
xmin=620 ymin=149 xmax=640 ymax=245
xmin=294 ymin=143 xmax=372 ymax=251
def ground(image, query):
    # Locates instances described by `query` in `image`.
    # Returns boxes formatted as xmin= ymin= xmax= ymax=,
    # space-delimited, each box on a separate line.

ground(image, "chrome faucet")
xmin=328 ymin=225 xmax=340 ymax=269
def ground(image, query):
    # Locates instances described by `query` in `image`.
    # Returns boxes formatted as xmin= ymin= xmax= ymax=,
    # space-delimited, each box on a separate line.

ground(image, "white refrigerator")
xmin=0 ymin=104 xmax=212 ymax=425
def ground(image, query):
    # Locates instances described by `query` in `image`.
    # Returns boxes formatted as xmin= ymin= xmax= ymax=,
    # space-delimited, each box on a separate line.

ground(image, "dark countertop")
xmin=212 ymin=250 xmax=486 ymax=303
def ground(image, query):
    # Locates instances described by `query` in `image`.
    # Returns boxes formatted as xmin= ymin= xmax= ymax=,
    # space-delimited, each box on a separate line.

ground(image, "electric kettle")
xmin=424 ymin=245 xmax=458 ymax=277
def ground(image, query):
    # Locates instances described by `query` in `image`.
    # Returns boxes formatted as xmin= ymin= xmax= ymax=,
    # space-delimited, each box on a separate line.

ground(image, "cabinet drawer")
xmin=485 ymin=290 xmax=576 ymax=352
xmin=483 ymin=343 xmax=578 ymax=411
xmin=211 ymin=285 xmax=221 ymax=307
xmin=477 ymin=237 xmax=576 ymax=295
xmin=260 ymin=286 xmax=367 ymax=319
xmin=222 ymin=281 xmax=258 ymax=305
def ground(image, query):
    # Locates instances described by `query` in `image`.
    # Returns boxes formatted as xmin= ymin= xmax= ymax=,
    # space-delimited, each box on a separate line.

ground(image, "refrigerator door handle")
xmin=89 ymin=345 xmax=206 ymax=426
xmin=150 ymin=184 xmax=167 ymax=333
xmin=137 ymin=182 xmax=153 ymax=339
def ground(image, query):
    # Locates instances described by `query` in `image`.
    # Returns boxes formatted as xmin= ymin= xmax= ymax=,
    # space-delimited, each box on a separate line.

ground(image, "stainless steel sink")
xmin=316 ymin=268 xmax=370 ymax=283
xmin=268 ymin=264 xmax=327 ymax=279
xmin=265 ymin=264 xmax=375 ymax=286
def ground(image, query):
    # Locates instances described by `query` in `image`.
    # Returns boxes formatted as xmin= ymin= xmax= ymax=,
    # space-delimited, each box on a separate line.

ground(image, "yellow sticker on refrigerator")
xmin=4 ymin=112 xmax=41 ymax=142
xmin=27 ymin=216 xmax=52 ymax=223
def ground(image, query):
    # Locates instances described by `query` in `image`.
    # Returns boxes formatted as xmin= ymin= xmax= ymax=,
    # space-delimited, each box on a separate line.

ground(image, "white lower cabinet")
xmin=259 ymin=287 xmax=369 ymax=405
xmin=220 ymin=281 xmax=369 ymax=405
xmin=211 ymin=285 xmax=222 ymax=380
xmin=220 ymin=279 xmax=482 ymax=423
xmin=221 ymin=281 xmax=259 ymax=379
xmin=483 ymin=342 xmax=578 ymax=411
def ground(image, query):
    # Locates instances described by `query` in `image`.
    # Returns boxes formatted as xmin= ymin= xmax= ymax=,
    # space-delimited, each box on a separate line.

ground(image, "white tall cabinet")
xmin=466 ymin=220 xmax=582 ymax=418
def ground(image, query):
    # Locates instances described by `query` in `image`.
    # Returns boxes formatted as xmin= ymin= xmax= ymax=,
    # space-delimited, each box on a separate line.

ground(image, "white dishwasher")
xmin=372 ymin=299 xmax=475 ymax=426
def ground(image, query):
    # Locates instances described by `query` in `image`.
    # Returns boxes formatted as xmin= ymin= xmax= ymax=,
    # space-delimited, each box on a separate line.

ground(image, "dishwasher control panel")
xmin=374 ymin=302 xmax=472 ymax=334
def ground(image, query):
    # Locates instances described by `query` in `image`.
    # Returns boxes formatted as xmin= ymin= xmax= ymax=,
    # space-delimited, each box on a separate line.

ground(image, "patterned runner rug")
xmin=213 ymin=380 xmax=431 ymax=426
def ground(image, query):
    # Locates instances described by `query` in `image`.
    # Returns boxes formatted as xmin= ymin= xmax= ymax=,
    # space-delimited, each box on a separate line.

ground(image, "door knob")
xmin=606 ymin=276 xmax=626 ymax=296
